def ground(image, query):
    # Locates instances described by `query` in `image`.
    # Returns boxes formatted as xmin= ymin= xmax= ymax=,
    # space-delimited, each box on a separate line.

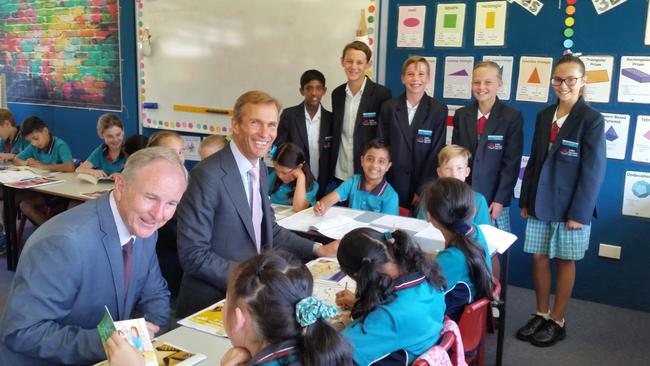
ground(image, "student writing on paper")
xmin=334 ymin=228 xmax=446 ymax=365
xmin=331 ymin=41 xmax=392 ymax=185
xmin=378 ymin=56 xmax=447 ymax=212
xmin=0 ymin=148 xmax=184 ymax=365
xmin=517 ymin=55 xmax=606 ymax=347
xmin=275 ymin=69 xmax=333 ymax=198
xmin=76 ymin=113 xmax=127 ymax=178
xmin=107 ymin=250 xmax=354 ymax=366
xmin=314 ymin=139 xmax=399 ymax=216
xmin=0 ymin=108 xmax=29 ymax=161
xmin=423 ymin=177 xmax=494 ymax=322
xmin=268 ymin=142 xmax=318 ymax=211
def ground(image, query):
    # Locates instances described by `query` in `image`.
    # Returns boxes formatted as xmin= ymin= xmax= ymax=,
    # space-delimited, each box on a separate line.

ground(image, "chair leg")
xmin=16 ymin=213 xmax=27 ymax=250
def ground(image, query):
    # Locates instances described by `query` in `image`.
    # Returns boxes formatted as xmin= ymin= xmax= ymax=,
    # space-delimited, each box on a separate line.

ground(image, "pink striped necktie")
xmin=248 ymin=166 xmax=262 ymax=253
xmin=122 ymin=238 xmax=133 ymax=291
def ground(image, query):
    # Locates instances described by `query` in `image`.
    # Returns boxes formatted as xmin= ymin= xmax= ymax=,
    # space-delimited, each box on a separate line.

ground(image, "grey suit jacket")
xmin=0 ymin=194 xmax=170 ymax=366
xmin=175 ymin=142 xmax=315 ymax=317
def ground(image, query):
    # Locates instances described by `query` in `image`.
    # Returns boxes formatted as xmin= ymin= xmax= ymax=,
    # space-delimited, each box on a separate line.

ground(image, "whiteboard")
xmin=136 ymin=0 xmax=380 ymax=134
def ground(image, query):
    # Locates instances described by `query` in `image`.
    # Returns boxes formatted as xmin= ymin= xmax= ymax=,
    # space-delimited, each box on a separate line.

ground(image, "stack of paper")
xmin=177 ymin=300 xmax=227 ymax=337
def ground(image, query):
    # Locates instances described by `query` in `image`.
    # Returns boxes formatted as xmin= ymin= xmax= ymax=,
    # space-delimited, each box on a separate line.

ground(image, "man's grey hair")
xmin=121 ymin=147 xmax=187 ymax=184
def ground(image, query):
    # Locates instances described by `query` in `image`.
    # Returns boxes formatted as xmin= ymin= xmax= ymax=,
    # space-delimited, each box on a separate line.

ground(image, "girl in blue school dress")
xmin=422 ymin=177 xmax=494 ymax=322
xmin=335 ymin=227 xmax=446 ymax=366
xmin=517 ymin=55 xmax=606 ymax=347
xmin=76 ymin=113 xmax=126 ymax=178
xmin=269 ymin=142 xmax=319 ymax=211
xmin=106 ymin=250 xmax=354 ymax=366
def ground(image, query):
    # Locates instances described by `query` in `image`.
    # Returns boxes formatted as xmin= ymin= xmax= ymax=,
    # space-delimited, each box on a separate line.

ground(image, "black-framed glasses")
xmin=551 ymin=76 xmax=583 ymax=86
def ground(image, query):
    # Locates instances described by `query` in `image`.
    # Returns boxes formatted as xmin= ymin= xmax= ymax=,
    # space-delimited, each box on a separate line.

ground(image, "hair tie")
xmin=450 ymin=220 xmax=472 ymax=235
xmin=383 ymin=231 xmax=395 ymax=244
xmin=295 ymin=297 xmax=338 ymax=327
xmin=361 ymin=256 xmax=372 ymax=264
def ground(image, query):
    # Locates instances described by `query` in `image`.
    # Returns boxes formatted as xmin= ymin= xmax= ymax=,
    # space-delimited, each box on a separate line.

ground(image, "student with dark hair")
xmin=423 ymin=177 xmax=494 ymax=321
xmin=335 ymin=227 xmax=446 ymax=365
xmin=0 ymin=108 xmax=29 ymax=161
xmin=314 ymin=139 xmax=398 ymax=215
xmin=269 ymin=142 xmax=318 ymax=211
xmin=106 ymin=250 xmax=354 ymax=366
xmin=123 ymin=134 xmax=149 ymax=157
xmin=517 ymin=55 xmax=606 ymax=347
xmin=275 ymin=69 xmax=333 ymax=198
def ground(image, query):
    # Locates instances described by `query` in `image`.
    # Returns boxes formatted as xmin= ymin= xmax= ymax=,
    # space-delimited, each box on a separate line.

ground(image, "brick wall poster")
xmin=0 ymin=0 xmax=122 ymax=110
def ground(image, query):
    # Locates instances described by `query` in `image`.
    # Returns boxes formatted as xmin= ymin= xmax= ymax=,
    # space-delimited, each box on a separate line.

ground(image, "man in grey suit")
xmin=0 ymin=147 xmax=187 ymax=366
xmin=176 ymin=90 xmax=338 ymax=317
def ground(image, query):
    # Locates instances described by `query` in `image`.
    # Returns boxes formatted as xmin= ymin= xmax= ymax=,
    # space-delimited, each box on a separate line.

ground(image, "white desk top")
xmin=31 ymin=172 xmax=114 ymax=201
xmin=158 ymin=325 xmax=231 ymax=364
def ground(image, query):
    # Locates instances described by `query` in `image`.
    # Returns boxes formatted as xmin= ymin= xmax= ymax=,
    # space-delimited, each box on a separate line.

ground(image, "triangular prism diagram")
xmin=449 ymin=69 xmax=469 ymax=76
xmin=605 ymin=126 xmax=618 ymax=142
xmin=528 ymin=67 xmax=541 ymax=84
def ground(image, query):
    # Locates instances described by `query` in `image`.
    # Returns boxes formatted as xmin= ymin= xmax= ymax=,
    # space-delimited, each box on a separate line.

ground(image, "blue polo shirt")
xmin=1 ymin=129 xmax=29 ymax=155
xmin=417 ymin=190 xmax=490 ymax=226
xmin=16 ymin=136 xmax=73 ymax=165
xmin=267 ymin=170 xmax=318 ymax=206
xmin=436 ymin=224 xmax=492 ymax=320
xmin=335 ymin=174 xmax=399 ymax=215
xmin=86 ymin=143 xmax=126 ymax=175
xmin=343 ymin=273 xmax=445 ymax=365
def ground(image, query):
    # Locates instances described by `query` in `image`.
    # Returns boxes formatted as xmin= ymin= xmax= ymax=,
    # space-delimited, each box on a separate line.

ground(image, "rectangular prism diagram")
xmin=622 ymin=68 xmax=650 ymax=83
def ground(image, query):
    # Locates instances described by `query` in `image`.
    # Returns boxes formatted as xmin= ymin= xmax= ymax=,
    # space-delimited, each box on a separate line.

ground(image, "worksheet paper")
xmin=397 ymin=5 xmax=426 ymax=48
xmin=631 ymin=115 xmax=650 ymax=163
xmin=474 ymin=1 xmax=507 ymax=47
xmin=581 ymin=55 xmax=614 ymax=104
xmin=483 ymin=55 xmax=514 ymax=100
xmin=601 ymin=113 xmax=630 ymax=160
xmin=434 ymin=3 xmax=466 ymax=47
xmin=443 ymin=56 xmax=474 ymax=99
xmin=617 ymin=56 xmax=650 ymax=104
xmin=516 ymin=56 xmax=553 ymax=103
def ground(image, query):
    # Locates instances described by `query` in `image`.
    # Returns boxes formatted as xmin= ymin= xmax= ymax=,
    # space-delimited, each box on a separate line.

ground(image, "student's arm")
xmin=76 ymin=149 xmax=108 ymax=177
xmin=275 ymin=109 xmax=290 ymax=148
xmin=313 ymin=191 xmax=340 ymax=216
xmin=493 ymin=110 xmax=524 ymax=209
xmin=473 ymin=192 xmax=491 ymax=226
xmin=383 ymin=189 xmax=400 ymax=216
xmin=420 ymin=102 xmax=448 ymax=188
xmin=520 ymin=112 xmax=544 ymax=213
xmin=33 ymin=161 xmax=75 ymax=172
xmin=377 ymin=102 xmax=391 ymax=145
xmin=12 ymin=146 xmax=33 ymax=166
xmin=0 ymin=152 xmax=16 ymax=160
xmin=291 ymin=166 xmax=310 ymax=211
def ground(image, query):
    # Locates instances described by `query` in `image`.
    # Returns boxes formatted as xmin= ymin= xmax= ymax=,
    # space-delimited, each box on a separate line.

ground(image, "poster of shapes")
xmin=397 ymin=5 xmax=426 ymax=48
xmin=580 ymin=55 xmax=614 ymax=104
xmin=424 ymin=57 xmax=437 ymax=96
xmin=601 ymin=113 xmax=630 ymax=160
xmin=646 ymin=1 xmax=650 ymax=45
xmin=511 ymin=0 xmax=543 ymax=15
xmin=443 ymin=56 xmax=474 ymax=99
xmin=0 ymin=0 xmax=122 ymax=110
xmin=515 ymin=56 xmax=552 ymax=103
xmin=622 ymin=170 xmax=650 ymax=219
xmin=591 ymin=0 xmax=628 ymax=15
xmin=631 ymin=115 xmax=650 ymax=164
xmin=434 ymin=3 xmax=466 ymax=48
xmin=514 ymin=156 xmax=529 ymax=199
xmin=182 ymin=135 xmax=201 ymax=161
xmin=474 ymin=1 xmax=507 ymax=47
xmin=483 ymin=55 xmax=514 ymax=100
xmin=618 ymin=56 xmax=650 ymax=104
xmin=446 ymin=105 xmax=462 ymax=145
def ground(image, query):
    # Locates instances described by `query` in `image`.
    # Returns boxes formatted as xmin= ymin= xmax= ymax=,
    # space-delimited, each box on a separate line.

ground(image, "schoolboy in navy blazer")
xmin=452 ymin=98 xmax=523 ymax=209
xmin=331 ymin=76 xmax=392 ymax=176
xmin=379 ymin=93 xmax=447 ymax=208
xmin=520 ymin=97 xmax=606 ymax=224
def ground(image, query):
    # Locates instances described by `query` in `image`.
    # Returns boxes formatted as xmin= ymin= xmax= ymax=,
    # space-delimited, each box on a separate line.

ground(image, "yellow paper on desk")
xmin=177 ymin=299 xmax=227 ymax=337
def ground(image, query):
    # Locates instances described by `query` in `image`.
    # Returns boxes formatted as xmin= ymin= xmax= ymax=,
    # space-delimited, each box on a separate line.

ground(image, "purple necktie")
xmin=248 ymin=167 xmax=262 ymax=253
xmin=122 ymin=238 xmax=133 ymax=291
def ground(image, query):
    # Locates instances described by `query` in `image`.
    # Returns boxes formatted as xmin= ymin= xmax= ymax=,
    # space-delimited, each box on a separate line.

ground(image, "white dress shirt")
xmin=304 ymin=105 xmax=321 ymax=179
xmin=109 ymin=192 xmax=136 ymax=247
xmin=406 ymin=99 xmax=418 ymax=125
xmin=335 ymin=77 xmax=367 ymax=181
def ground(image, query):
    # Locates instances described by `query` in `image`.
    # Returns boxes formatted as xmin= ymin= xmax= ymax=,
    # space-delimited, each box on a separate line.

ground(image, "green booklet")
xmin=97 ymin=306 xmax=116 ymax=356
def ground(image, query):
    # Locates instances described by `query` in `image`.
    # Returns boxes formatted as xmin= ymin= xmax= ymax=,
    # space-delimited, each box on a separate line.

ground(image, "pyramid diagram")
xmin=605 ymin=126 xmax=618 ymax=142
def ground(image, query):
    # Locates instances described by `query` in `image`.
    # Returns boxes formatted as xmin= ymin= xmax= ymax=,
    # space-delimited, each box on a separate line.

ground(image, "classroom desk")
xmin=3 ymin=172 xmax=114 ymax=271
xmin=158 ymin=325 xmax=230 ymax=364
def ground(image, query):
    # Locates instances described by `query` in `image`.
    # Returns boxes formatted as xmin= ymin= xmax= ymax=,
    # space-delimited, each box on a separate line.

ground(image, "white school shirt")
xmin=552 ymin=109 xmax=568 ymax=128
xmin=406 ymin=99 xmax=418 ymax=125
xmin=304 ymin=105 xmax=321 ymax=180
xmin=109 ymin=192 xmax=136 ymax=247
xmin=230 ymin=142 xmax=263 ymax=221
xmin=335 ymin=77 xmax=367 ymax=181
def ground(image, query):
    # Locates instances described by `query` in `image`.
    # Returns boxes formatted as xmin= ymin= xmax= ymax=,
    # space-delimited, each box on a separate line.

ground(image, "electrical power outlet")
xmin=598 ymin=243 xmax=621 ymax=260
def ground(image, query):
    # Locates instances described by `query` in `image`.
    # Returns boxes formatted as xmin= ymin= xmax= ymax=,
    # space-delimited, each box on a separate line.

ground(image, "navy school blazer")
xmin=519 ymin=97 xmax=606 ymax=225
xmin=331 ymin=77 xmax=392 ymax=176
xmin=275 ymin=102 xmax=334 ymax=198
xmin=378 ymin=93 xmax=447 ymax=208
xmin=452 ymin=98 xmax=524 ymax=207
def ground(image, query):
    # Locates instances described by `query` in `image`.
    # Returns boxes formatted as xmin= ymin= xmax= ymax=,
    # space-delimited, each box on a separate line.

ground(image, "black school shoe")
xmin=515 ymin=314 xmax=546 ymax=341
xmin=530 ymin=319 xmax=566 ymax=347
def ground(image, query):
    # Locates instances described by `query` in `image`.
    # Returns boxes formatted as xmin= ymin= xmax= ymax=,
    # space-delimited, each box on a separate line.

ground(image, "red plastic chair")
xmin=412 ymin=330 xmax=457 ymax=366
xmin=398 ymin=206 xmax=410 ymax=217
xmin=457 ymin=297 xmax=491 ymax=366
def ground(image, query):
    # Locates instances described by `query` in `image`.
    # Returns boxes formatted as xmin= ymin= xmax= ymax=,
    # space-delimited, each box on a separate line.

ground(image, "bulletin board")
xmin=382 ymin=0 xmax=650 ymax=311
xmin=136 ymin=0 xmax=380 ymax=134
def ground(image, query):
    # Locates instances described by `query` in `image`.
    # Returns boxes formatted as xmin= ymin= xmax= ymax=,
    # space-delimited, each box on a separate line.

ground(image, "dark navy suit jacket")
xmin=378 ymin=93 xmax=447 ymax=208
xmin=452 ymin=99 xmax=523 ymax=207
xmin=275 ymin=102 xmax=334 ymax=198
xmin=331 ymin=77 xmax=392 ymax=176
xmin=520 ymin=97 xmax=606 ymax=224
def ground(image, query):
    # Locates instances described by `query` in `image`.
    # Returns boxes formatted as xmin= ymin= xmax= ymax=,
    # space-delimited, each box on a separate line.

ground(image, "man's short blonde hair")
xmin=233 ymin=90 xmax=282 ymax=122
xmin=121 ymin=147 xmax=187 ymax=185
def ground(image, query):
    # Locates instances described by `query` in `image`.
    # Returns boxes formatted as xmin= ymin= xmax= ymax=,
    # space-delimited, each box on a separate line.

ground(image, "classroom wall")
xmin=5 ymin=0 xmax=139 ymax=160
xmin=383 ymin=1 xmax=650 ymax=312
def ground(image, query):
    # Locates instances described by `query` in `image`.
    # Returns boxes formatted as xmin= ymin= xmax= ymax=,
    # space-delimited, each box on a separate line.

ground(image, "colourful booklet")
xmin=96 ymin=307 xmax=157 ymax=366
xmin=177 ymin=299 xmax=227 ymax=337
xmin=4 ymin=176 xmax=64 ymax=189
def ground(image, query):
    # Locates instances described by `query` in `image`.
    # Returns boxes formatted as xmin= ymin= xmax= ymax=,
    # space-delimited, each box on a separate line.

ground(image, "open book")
xmin=308 ymin=215 xmax=370 ymax=240
xmin=3 ymin=176 xmax=64 ymax=189
xmin=177 ymin=299 xmax=227 ymax=337
xmin=77 ymin=173 xmax=115 ymax=185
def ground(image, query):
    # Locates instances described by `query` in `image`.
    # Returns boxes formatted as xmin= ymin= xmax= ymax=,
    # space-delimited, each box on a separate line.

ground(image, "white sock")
xmin=552 ymin=318 xmax=565 ymax=327
xmin=536 ymin=311 xmax=550 ymax=320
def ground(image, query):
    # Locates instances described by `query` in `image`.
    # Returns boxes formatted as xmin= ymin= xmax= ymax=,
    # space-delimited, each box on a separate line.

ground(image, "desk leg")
xmin=3 ymin=185 xmax=18 ymax=271
xmin=496 ymin=249 xmax=509 ymax=366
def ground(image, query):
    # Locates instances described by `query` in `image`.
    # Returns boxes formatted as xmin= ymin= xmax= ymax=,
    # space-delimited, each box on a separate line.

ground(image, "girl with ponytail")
xmin=106 ymin=250 xmax=353 ymax=366
xmin=423 ymin=177 xmax=494 ymax=321
xmin=335 ymin=227 xmax=446 ymax=365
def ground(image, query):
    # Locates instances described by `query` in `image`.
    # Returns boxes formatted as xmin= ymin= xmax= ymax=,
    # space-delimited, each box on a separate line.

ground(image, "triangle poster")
xmin=516 ymin=56 xmax=553 ymax=103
